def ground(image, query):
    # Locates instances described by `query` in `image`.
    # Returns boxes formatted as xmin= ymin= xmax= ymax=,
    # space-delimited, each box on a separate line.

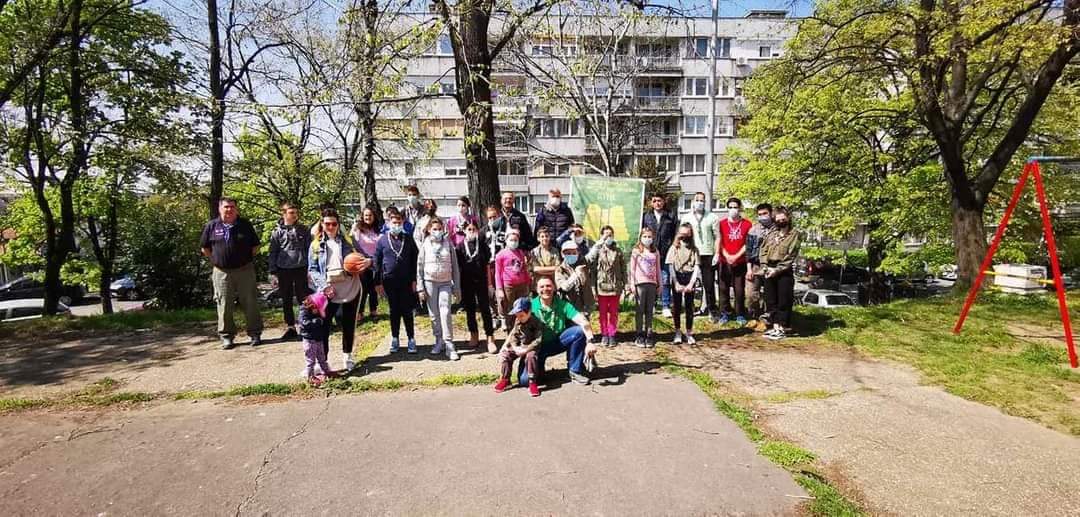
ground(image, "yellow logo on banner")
xmin=583 ymin=204 xmax=630 ymax=241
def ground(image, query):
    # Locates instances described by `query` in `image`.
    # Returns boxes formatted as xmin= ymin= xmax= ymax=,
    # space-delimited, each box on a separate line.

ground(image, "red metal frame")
xmin=953 ymin=159 xmax=1077 ymax=368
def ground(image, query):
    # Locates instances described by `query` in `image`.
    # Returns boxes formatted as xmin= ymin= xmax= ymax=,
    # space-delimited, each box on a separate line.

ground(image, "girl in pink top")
xmin=630 ymin=227 xmax=661 ymax=347
xmin=446 ymin=196 xmax=479 ymax=247
xmin=351 ymin=206 xmax=382 ymax=318
xmin=494 ymin=229 xmax=532 ymax=326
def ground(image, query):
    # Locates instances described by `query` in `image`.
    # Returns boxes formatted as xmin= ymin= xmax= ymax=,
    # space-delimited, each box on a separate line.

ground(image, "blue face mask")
xmin=564 ymin=254 xmax=579 ymax=266
xmin=389 ymin=224 xmax=403 ymax=235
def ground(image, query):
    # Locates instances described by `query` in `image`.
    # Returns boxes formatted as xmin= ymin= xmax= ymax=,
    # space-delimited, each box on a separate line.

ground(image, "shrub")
xmin=120 ymin=195 xmax=213 ymax=309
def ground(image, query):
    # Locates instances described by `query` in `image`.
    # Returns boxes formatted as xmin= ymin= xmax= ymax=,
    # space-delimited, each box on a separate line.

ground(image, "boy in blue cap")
xmin=494 ymin=297 xmax=544 ymax=397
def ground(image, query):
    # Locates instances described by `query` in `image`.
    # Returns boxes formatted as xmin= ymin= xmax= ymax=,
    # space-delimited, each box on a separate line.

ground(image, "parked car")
xmin=0 ymin=298 xmax=71 ymax=322
xmin=109 ymin=275 xmax=144 ymax=301
xmin=800 ymin=289 xmax=855 ymax=309
xmin=939 ymin=264 xmax=958 ymax=281
xmin=0 ymin=276 xmax=86 ymax=306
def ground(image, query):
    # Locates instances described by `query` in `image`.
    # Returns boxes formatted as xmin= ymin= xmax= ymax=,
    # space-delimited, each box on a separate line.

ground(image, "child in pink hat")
xmin=299 ymin=292 xmax=338 ymax=386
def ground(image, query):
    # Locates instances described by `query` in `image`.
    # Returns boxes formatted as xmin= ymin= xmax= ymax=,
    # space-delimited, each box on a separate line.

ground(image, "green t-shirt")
xmin=531 ymin=296 xmax=580 ymax=345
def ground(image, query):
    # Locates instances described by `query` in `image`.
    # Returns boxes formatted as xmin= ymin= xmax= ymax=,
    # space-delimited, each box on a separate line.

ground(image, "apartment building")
xmin=374 ymin=9 xmax=797 ymax=219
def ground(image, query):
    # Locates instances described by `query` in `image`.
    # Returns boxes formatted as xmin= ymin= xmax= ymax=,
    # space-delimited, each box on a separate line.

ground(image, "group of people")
xmin=199 ymin=185 xmax=801 ymax=394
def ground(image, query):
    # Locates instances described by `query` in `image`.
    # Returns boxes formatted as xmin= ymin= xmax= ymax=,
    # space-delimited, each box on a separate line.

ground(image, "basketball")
xmin=343 ymin=252 xmax=369 ymax=274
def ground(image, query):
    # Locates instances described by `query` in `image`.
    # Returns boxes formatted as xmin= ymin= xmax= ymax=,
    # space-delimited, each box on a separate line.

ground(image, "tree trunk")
xmin=358 ymin=102 xmax=380 ymax=211
xmin=99 ymin=264 xmax=114 ymax=314
xmin=43 ymin=242 xmax=64 ymax=314
xmin=951 ymin=198 xmax=988 ymax=291
xmin=456 ymin=8 xmax=500 ymax=209
xmin=207 ymin=0 xmax=224 ymax=219
xmin=866 ymin=235 xmax=888 ymax=305
xmin=468 ymin=108 xmax=500 ymax=209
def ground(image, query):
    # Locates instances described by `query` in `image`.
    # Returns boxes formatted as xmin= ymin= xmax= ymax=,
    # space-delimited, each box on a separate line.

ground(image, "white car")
xmin=801 ymin=289 xmax=855 ymax=309
xmin=0 ymin=298 xmax=71 ymax=323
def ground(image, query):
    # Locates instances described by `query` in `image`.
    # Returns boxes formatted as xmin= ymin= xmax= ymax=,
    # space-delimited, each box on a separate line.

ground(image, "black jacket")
xmin=491 ymin=208 xmax=536 ymax=251
xmin=455 ymin=238 xmax=491 ymax=284
xmin=642 ymin=210 xmax=678 ymax=256
xmin=535 ymin=203 xmax=574 ymax=242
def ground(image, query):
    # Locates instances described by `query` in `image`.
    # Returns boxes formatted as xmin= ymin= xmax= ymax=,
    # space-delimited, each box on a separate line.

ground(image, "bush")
xmin=120 ymin=195 xmax=213 ymax=309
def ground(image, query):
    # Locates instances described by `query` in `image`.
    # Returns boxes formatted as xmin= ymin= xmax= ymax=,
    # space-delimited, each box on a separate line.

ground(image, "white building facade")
xmin=374 ymin=10 xmax=797 ymax=219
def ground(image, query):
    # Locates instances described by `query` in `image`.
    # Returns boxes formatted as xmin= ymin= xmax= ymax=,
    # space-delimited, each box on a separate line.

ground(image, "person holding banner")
xmin=681 ymin=192 xmax=719 ymax=321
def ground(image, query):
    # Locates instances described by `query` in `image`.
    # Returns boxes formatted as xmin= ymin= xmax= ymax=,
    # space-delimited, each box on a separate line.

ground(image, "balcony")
xmin=635 ymin=96 xmax=680 ymax=111
xmin=500 ymin=174 xmax=528 ymax=187
xmin=495 ymin=136 xmax=528 ymax=154
xmin=632 ymin=134 xmax=680 ymax=151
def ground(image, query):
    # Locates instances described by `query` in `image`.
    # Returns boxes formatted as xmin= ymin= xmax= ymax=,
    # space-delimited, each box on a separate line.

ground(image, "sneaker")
xmin=528 ymin=381 xmax=540 ymax=397
xmin=583 ymin=354 xmax=597 ymax=373
xmin=389 ymin=337 xmax=400 ymax=353
xmin=736 ymin=316 xmax=748 ymax=327
xmin=446 ymin=343 xmax=460 ymax=361
xmin=280 ymin=328 xmax=299 ymax=341
xmin=635 ymin=335 xmax=646 ymax=348
xmin=717 ymin=314 xmax=730 ymax=326
xmin=568 ymin=370 xmax=591 ymax=385
xmin=308 ymin=375 xmax=325 ymax=387
xmin=662 ymin=307 xmax=672 ymax=318
xmin=249 ymin=335 xmax=263 ymax=347
xmin=343 ymin=353 xmax=355 ymax=371
xmin=221 ymin=337 xmax=235 ymax=350
xmin=672 ymin=331 xmax=683 ymax=345
xmin=766 ymin=328 xmax=786 ymax=341
xmin=493 ymin=378 xmax=510 ymax=393
xmin=486 ymin=336 xmax=498 ymax=354
xmin=646 ymin=333 xmax=656 ymax=348
xmin=431 ymin=340 xmax=445 ymax=355
xmin=685 ymin=334 xmax=697 ymax=346
xmin=407 ymin=338 xmax=417 ymax=354
xmin=763 ymin=328 xmax=781 ymax=338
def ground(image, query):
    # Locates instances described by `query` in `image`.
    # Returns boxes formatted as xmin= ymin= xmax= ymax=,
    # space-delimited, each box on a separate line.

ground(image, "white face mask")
xmin=506 ymin=239 xmax=519 ymax=250
xmin=573 ymin=234 xmax=584 ymax=244
xmin=728 ymin=207 xmax=740 ymax=219
xmin=431 ymin=230 xmax=445 ymax=240
xmin=465 ymin=231 xmax=478 ymax=242
xmin=407 ymin=195 xmax=419 ymax=206
xmin=548 ymin=196 xmax=561 ymax=208
xmin=693 ymin=201 xmax=705 ymax=212
xmin=641 ymin=237 xmax=653 ymax=246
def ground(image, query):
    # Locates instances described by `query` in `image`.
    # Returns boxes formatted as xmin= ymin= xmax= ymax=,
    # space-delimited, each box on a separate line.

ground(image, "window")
xmin=444 ymin=168 xmax=467 ymax=177
xmin=562 ymin=45 xmax=578 ymax=56
xmin=690 ymin=37 xmax=709 ymax=58
xmin=683 ymin=116 xmax=707 ymax=136
xmin=538 ymin=119 xmax=557 ymax=137
xmin=436 ymin=35 xmax=453 ymax=56
xmin=826 ymin=295 xmax=854 ymax=306
xmin=759 ymin=46 xmax=772 ymax=58
xmin=514 ymin=196 xmax=532 ymax=214
xmin=499 ymin=161 xmax=527 ymax=176
xmin=717 ymin=77 xmax=732 ymax=97
xmin=681 ymin=194 xmax=693 ymax=211
xmin=532 ymin=44 xmax=554 ymax=56
xmin=716 ymin=38 xmax=732 ymax=58
xmin=804 ymin=292 xmax=819 ymax=305
xmin=734 ymin=78 xmax=745 ymax=97
xmin=543 ymin=163 xmax=571 ymax=176
xmin=655 ymin=155 xmax=678 ymax=173
xmin=537 ymin=119 xmax=578 ymax=138
xmin=439 ymin=81 xmax=456 ymax=95
xmin=10 ymin=307 xmax=42 ymax=319
xmin=716 ymin=117 xmax=733 ymax=136
xmin=682 ymin=154 xmax=706 ymax=174
xmin=683 ymin=77 xmax=708 ymax=97
xmin=404 ymin=163 xmax=415 ymax=177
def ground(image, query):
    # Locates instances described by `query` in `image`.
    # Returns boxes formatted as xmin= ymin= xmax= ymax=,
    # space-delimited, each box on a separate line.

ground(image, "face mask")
xmin=641 ymin=237 xmax=653 ymax=246
xmin=693 ymin=201 xmax=705 ymax=212
xmin=775 ymin=220 xmax=790 ymax=229
xmin=728 ymin=208 xmax=740 ymax=218
xmin=758 ymin=215 xmax=772 ymax=226
xmin=407 ymin=195 xmax=419 ymax=206
xmin=389 ymin=224 xmax=403 ymax=235
xmin=564 ymin=254 xmax=579 ymax=266
xmin=548 ymin=197 xmax=561 ymax=208
xmin=604 ymin=237 xmax=615 ymax=247
xmin=573 ymin=234 xmax=584 ymax=244
xmin=679 ymin=235 xmax=692 ymax=243
xmin=465 ymin=231 xmax=478 ymax=242
xmin=506 ymin=239 xmax=519 ymax=250
xmin=431 ymin=230 xmax=445 ymax=240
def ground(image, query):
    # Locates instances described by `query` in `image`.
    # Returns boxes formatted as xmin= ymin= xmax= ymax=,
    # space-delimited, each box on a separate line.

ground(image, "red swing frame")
xmin=953 ymin=157 xmax=1077 ymax=369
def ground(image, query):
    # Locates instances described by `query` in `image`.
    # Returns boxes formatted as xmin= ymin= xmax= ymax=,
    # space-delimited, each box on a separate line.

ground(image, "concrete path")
xmin=0 ymin=374 xmax=806 ymax=516
xmin=668 ymin=343 xmax=1080 ymax=516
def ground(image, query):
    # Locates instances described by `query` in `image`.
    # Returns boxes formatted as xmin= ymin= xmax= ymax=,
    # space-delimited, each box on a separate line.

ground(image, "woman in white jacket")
xmin=417 ymin=217 xmax=462 ymax=360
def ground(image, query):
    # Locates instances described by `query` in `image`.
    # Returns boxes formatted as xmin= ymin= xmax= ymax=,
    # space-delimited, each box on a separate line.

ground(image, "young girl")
xmin=456 ymin=220 xmax=497 ymax=353
xmin=374 ymin=207 xmax=419 ymax=354
xmin=529 ymin=227 xmax=560 ymax=287
xmin=591 ymin=225 xmax=626 ymax=347
xmin=298 ymin=292 xmax=339 ymax=386
xmin=417 ymin=217 xmax=461 ymax=360
xmin=447 ymin=196 xmax=478 ymax=247
xmin=667 ymin=223 xmax=701 ymax=345
xmin=351 ymin=205 xmax=381 ymax=318
xmin=494 ymin=228 xmax=532 ymax=329
xmin=629 ymin=227 xmax=661 ymax=348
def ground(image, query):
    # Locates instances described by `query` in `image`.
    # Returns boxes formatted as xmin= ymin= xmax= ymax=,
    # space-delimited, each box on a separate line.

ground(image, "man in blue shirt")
xmin=200 ymin=197 xmax=263 ymax=349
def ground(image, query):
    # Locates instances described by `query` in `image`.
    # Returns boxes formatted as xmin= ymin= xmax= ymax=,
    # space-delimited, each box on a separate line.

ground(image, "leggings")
xmin=764 ymin=268 xmax=795 ymax=327
xmin=635 ymin=283 xmax=657 ymax=335
xmin=323 ymin=296 xmax=359 ymax=355
xmin=384 ymin=282 xmax=416 ymax=339
xmin=358 ymin=269 xmax=378 ymax=314
xmin=671 ymin=271 xmax=695 ymax=331
xmin=461 ymin=271 xmax=494 ymax=336
xmin=698 ymin=255 xmax=716 ymax=316
xmin=718 ymin=262 xmax=748 ymax=317
xmin=597 ymin=295 xmax=620 ymax=337
xmin=424 ymin=280 xmax=454 ymax=344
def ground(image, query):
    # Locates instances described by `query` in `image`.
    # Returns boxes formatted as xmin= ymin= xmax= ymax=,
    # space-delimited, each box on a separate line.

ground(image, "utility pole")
xmin=704 ymin=0 xmax=719 ymax=212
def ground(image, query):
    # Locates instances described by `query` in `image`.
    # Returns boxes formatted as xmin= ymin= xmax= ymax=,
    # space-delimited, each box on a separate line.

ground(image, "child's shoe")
xmin=685 ymin=334 xmax=697 ymax=346
xmin=736 ymin=316 xmax=748 ymax=327
xmin=343 ymin=353 xmax=355 ymax=371
xmin=673 ymin=331 xmax=683 ymax=345
xmin=446 ymin=342 xmax=460 ymax=361
xmin=389 ymin=337 xmax=400 ymax=353
xmin=407 ymin=338 xmax=418 ymax=354
xmin=493 ymin=378 xmax=510 ymax=393
xmin=431 ymin=339 xmax=445 ymax=355
xmin=528 ymin=381 xmax=540 ymax=397
xmin=486 ymin=335 xmax=498 ymax=354
xmin=308 ymin=375 xmax=325 ymax=387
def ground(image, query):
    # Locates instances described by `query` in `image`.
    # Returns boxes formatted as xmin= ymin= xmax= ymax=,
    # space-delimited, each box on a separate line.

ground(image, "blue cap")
xmin=508 ymin=297 xmax=531 ymax=315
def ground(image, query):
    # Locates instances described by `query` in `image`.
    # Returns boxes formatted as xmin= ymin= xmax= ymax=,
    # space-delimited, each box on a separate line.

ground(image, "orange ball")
xmin=343 ymin=252 xmax=369 ymax=274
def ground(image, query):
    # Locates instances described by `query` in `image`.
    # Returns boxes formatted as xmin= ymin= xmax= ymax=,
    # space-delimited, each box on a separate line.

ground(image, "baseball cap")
xmin=307 ymin=292 xmax=329 ymax=318
xmin=508 ymin=297 xmax=531 ymax=315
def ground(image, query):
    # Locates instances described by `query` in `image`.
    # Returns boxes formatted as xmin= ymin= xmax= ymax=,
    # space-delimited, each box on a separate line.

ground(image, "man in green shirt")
xmin=519 ymin=276 xmax=597 ymax=386
xmin=680 ymin=191 xmax=719 ymax=320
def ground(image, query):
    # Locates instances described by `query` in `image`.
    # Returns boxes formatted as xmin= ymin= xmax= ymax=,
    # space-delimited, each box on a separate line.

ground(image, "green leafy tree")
xmin=120 ymin=195 xmax=214 ymax=309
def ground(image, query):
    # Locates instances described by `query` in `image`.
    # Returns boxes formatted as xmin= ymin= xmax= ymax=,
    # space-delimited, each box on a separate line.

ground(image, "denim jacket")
xmin=308 ymin=233 xmax=356 ymax=292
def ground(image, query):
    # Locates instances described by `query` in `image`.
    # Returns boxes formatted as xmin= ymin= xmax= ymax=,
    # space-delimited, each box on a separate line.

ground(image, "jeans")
xmin=461 ymin=270 xmax=494 ymax=336
xmin=597 ymin=294 xmax=619 ymax=337
xmin=718 ymin=262 xmax=748 ymax=318
xmin=698 ymin=255 xmax=716 ymax=316
xmin=519 ymin=326 xmax=587 ymax=386
xmin=635 ymin=283 xmax=657 ymax=335
xmin=501 ymin=348 xmax=537 ymax=380
xmin=764 ymin=268 xmax=795 ymax=327
xmin=211 ymin=263 xmax=263 ymax=339
xmin=424 ymin=280 xmax=454 ymax=345
xmin=275 ymin=267 xmax=309 ymax=327
xmin=323 ymin=296 xmax=359 ymax=355
xmin=659 ymin=256 xmax=672 ymax=309
xmin=384 ymin=280 xmax=416 ymax=339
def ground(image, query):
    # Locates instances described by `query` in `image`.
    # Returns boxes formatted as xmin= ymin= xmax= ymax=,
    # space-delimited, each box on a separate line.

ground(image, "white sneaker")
xmin=431 ymin=340 xmax=445 ymax=355
xmin=672 ymin=331 xmax=683 ymax=345
xmin=766 ymin=329 xmax=786 ymax=341
xmin=685 ymin=334 xmax=697 ymax=346
xmin=662 ymin=307 xmax=672 ymax=318
xmin=343 ymin=353 xmax=355 ymax=371
xmin=446 ymin=342 xmax=460 ymax=361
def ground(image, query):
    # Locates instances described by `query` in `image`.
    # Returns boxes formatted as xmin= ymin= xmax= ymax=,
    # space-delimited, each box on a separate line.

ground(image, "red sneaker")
xmin=528 ymin=381 xmax=540 ymax=397
xmin=308 ymin=375 xmax=325 ymax=387
xmin=493 ymin=378 xmax=510 ymax=393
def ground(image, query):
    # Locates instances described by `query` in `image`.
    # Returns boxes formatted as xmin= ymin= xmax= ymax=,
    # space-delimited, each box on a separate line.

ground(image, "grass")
xmin=763 ymin=389 xmax=837 ymax=404
xmin=800 ymin=290 xmax=1080 ymax=435
xmin=657 ymin=349 xmax=864 ymax=516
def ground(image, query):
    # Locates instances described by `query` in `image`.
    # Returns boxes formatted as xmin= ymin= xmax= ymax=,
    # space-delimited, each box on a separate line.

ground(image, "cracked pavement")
xmin=0 ymin=374 xmax=806 ymax=516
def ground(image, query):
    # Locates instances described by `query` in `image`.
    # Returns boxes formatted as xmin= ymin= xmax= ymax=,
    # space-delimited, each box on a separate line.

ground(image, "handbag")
xmin=326 ymin=268 xmax=347 ymax=284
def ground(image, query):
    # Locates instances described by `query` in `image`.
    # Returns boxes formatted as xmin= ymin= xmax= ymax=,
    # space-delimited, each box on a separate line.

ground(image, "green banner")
xmin=570 ymin=175 xmax=646 ymax=249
